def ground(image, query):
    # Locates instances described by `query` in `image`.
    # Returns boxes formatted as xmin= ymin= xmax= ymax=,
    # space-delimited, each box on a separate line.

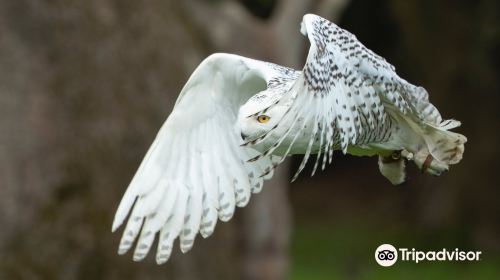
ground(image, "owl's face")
xmin=237 ymin=92 xmax=289 ymax=141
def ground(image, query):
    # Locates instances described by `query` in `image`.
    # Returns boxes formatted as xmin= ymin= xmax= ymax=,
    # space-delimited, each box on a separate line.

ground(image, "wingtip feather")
xmin=111 ymin=220 xmax=121 ymax=233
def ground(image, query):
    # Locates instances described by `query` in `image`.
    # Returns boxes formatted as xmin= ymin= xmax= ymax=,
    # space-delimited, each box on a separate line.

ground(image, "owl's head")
xmin=237 ymin=91 xmax=289 ymax=141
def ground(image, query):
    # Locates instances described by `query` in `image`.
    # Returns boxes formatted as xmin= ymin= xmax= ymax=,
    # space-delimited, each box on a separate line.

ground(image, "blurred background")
xmin=1 ymin=0 xmax=499 ymax=279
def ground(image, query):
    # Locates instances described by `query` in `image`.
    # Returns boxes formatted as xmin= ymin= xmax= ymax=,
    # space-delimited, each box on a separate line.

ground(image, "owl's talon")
xmin=391 ymin=151 xmax=401 ymax=160
xmin=401 ymin=150 xmax=413 ymax=160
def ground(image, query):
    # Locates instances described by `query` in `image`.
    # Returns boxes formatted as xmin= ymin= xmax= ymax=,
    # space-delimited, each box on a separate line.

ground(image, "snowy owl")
xmin=112 ymin=14 xmax=466 ymax=264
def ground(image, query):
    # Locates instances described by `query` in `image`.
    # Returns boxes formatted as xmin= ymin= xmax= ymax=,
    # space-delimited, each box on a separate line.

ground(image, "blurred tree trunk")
xmin=0 ymin=0 xmax=347 ymax=279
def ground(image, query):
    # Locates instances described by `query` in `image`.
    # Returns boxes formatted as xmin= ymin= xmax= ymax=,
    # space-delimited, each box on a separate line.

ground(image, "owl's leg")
xmin=389 ymin=110 xmax=466 ymax=177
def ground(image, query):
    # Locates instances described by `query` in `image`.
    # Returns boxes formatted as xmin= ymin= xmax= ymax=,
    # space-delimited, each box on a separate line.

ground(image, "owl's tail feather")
xmin=413 ymin=119 xmax=467 ymax=176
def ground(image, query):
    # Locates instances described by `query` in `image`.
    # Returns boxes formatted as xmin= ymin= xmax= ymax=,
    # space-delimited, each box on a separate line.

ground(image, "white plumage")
xmin=112 ymin=14 xmax=466 ymax=263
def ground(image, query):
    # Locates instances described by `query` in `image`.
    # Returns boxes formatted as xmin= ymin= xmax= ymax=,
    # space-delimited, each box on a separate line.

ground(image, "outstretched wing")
xmin=299 ymin=14 xmax=442 ymax=147
xmin=112 ymin=53 xmax=284 ymax=264
xmin=247 ymin=14 xmax=443 ymax=180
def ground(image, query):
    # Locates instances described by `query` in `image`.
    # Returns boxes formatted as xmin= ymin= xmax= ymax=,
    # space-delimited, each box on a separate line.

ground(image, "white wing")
xmin=245 ymin=14 xmax=446 ymax=180
xmin=112 ymin=53 xmax=283 ymax=264
xmin=299 ymin=14 xmax=442 ymax=147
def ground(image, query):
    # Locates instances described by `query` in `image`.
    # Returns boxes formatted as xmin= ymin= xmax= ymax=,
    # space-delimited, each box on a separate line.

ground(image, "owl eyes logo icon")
xmin=375 ymin=244 xmax=398 ymax=266
xmin=378 ymin=250 xmax=396 ymax=261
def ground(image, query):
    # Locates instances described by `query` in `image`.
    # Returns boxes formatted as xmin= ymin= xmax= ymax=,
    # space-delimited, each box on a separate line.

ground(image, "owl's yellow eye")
xmin=257 ymin=115 xmax=270 ymax=123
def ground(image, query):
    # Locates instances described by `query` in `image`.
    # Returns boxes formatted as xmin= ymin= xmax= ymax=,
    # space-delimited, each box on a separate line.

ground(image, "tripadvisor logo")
xmin=375 ymin=244 xmax=481 ymax=267
xmin=375 ymin=244 xmax=398 ymax=267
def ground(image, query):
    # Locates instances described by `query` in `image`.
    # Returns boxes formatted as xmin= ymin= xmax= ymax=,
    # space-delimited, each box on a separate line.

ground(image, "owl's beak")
xmin=241 ymin=132 xmax=249 ymax=140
